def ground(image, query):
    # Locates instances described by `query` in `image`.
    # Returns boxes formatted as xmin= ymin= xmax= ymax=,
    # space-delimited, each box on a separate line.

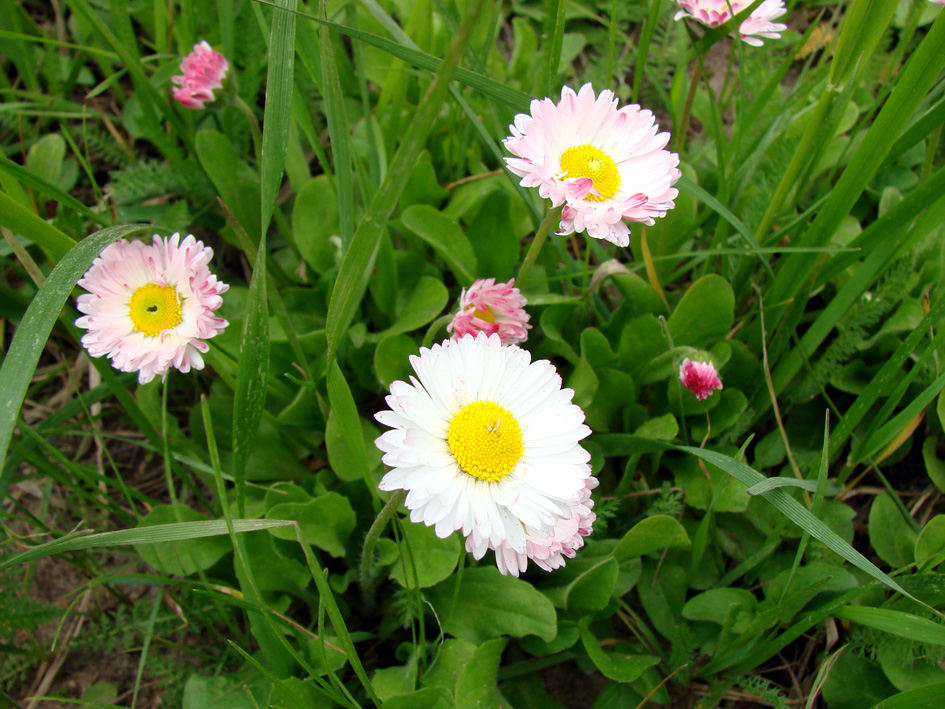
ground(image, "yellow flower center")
xmin=447 ymin=400 xmax=524 ymax=482
xmin=129 ymin=283 xmax=182 ymax=337
xmin=559 ymin=144 xmax=621 ymax=201
xmin=472 ymin=306 xmax=495 ymax=324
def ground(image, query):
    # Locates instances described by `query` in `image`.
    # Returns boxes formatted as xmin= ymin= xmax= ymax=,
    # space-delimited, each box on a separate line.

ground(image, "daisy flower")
xmin=674 ymin=0 xmax=788 ymax=47
xmin=679 ymin=357 xmax=724 ymax=400
xmin=447 ymin=278 xmax=531 ymax=346
xmin=374 ymin=333 xmax=596 ymax=575
xmin=503 ymin=83 xmax=681 ymax=247
xmin=171 ymin=41 xmax=229 ymax=109
xmin=76 ymin=233 xmax=229 ymax=384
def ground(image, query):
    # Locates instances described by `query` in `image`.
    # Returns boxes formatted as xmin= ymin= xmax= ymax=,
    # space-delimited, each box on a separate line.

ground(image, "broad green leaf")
xmin=0 ymin=518 xmax=292 ymax=572
xmin=242 ymin=531 xmax=311 ymax=595
xmin=464 ymin=189 xmax=521 ymax=280
xmin=455 ymin=638 xmax=508 ymax=709
xmin=0 ymin=224 xmax=146 ymax=470
xmin=292 ymin=176 xmax=338 ymax=274
xmin=633 ymin=414 xmax=679 ymax=441
xmin=426 ymin=567 xmax=557 ymax=643
xmin=669 ymin=453 xmax=749 ymax=512
xmin=667 ymin=274 xmax=734 ymax=347
xmin=872 ymin=681 xmax=945 ymax=708
xmin=327 ymin=361 xmax=372 ymax=490
xmin=821 ymin=654 xmax=896 ymax=709
xmin=422 ymin=638 xmax=478 ymax=693
xmin=383 ymin=688 xmax=454 ymax=709
xmin=916 ymin=515 xmax=945 ymax=568
xmin=135 ymin=505 xmax=231 ymax=576
xmin=683 ymin=588 xmax=757 ymax=633
xmin=577 ymin=617 xmax=659 ymax=682
xmin=194 ymin=130 xmax=262 ymax=244
xmin=868 ymin=493 xmax=919 ymax=568
xmin=267 ymin=492 xmax=356 ymax=557
xmin=375 ymin=334 xmax=418 ymax=389
xmin=26 ymin=134 xmax=66 ymax=195
xmin=0 ymin=188 xmax=76 ymax=259
xmin=612 ymin=515 xmax=690 ymax=561
xmin=390 ymin=520 xmax=460 ymax=588
xmin=541 ymin=544 xmax=619 ymax=611
xmin=325 ymin=409 xmax=381 ymax=482
xmin=372 ymin=276 xmax=449 ymax=340
xmin=372 ymin=651 xmax=417 ymax=700
xmin=400 ymin=204 xmax=477 ymax=284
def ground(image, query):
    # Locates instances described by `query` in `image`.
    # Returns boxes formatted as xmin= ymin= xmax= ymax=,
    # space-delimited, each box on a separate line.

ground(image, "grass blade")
xmin=0 ymin=189 xmax=76 ymax=259
xmin=835 ymin=606 xmax=945 ymax=646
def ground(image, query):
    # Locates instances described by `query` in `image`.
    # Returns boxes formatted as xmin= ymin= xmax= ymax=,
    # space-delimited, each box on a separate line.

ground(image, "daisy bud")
xmin=679 ymin=357 xmax=724 ymax=401
xmin=171 ymin=41 xmax=229 ymax=109
xmin=447 ymin=278 xmax=531 ymax=346
xmin=673 ymin=0 xmax=788 ymax=47
xmin=75 ymin=233 xmax=229 ymax=384
xmin=503 ymin=83 xmax=681 ymax=247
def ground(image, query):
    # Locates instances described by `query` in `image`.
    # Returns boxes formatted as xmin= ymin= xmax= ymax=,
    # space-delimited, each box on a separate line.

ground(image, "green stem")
xmin=517 ymin=204 xmax=563 ymax=287
xmin=233 ymin=94 xmax=262 ymax=165
xmin=360 ymin=489 xmax=407 ymax=605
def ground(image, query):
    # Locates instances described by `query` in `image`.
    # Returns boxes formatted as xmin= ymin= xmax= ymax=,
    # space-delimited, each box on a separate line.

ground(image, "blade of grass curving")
xmin=873 ymin=682 xmax=945 ymax=709
xmin=835 ymin=606 xmax=945 ymax=646
xmin=0 ymin=519 xmax=293 ymax=572
xmin=0 ymin=224 xmax=148 ymax=471
xmin=255 ymin=0 xmax=529 ymax=111
xmin=315 ymin=0 xmax=354 ymax=250
xmin=676 ymin=446 xmax=937 ymax=614
xmin=882 ymin=91 xmax=945 ymax=171
xmin=544 ymin=0 xmax=566 ymax=97
xmin=0 ymin=155 xmax=108 ymax=226
xmin=324 ymin=0 xmax=483 ymax=367
xmin=260 ymin=0 xmax=297 ymax=236
xmin=632 ymin=0 xmax=662 ymax=103
xmin=0 ymin=189 xmax=75 ymax=259
xmin=766 ymin=11 xmax=945 ymax=313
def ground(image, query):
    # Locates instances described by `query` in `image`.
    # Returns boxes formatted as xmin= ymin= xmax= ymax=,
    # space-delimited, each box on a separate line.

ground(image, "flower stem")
xmin=517 ymin=204 xmax=563 ymax=287
xmin=360 ymin=489 xmax=406 ymax=605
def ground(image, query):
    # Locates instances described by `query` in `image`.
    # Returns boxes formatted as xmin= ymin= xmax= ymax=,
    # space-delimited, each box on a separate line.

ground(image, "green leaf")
xmin=0 ymin=188 xmax=76 ymax=259
xmin=0 ymin=518 xmax=292 ymax=572
xmin=327 ymin=361 xmax=372 ymax=489
xmin=194 ymin=130 xmax=262 ymax=244
xmin=400 ymin=205 xmax=477 ymax=284
xmin=260 ymin=0 xmax=297 ymax=235
xmin=541 ymin=545 xmax=619 ymax=611
xmin=0 ymin=224 xmax=147 ymax=470
xmin=26 ymin=134 xmax=66 ymax=194
xmin=916 ymin=515 xmax=945 ymax=569
xmin=375 ymin=334 xmax=418 ymax=389
xmin=868 ymin=493 xmax=919 ymax=568
xmin=390 ymin=520 xmax=460 ymax=588
xmin=577 ymin=617 xmax=659 ymax=682
xmin=134 ymin=505 xmax=231 ymax=576
xmin=746 ymin=477 xmax=841 ymax=496
xmin=426 ymin=567 xmax=557 ymax=644
xmin=372 ymin=276 xmax=449 ymax=340
xmin=872 ymin=682 xmax=945 ymax=709
xmin=383 ymin=688 xmax=454 ymax=709
xmin=325 ymin=408 xmax=381 ymax=482
xmin=455 ymin=638 xmax=509 ymax=709
xmin=267 ymin=492 xmax=356 ymax=558
xmin=634 ymin=413 xmax=679 ymax=441
xmin=422 ymin=638 xmax=478 ymax=693
xmin=683 ymin=588 xmax=757 ymax=633
xmin=667 ymin=274 xmax=734 ymax=347
xmin=836 ymin=606 xmax=945 ymax=647
xmin=292 ymin=176 xmax=338 ymax=274
xmin=612 ymin=515 xmax=691 ymax=561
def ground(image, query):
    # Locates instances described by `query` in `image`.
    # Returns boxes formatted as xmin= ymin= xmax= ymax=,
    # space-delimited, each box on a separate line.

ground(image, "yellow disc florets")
xmin=559 ymin=144 xmax=621 ymax=201
xmin=129 ymin=283 xmax=182 ymax=337
xmin=447 ymin=400 xmax=524 ymax=482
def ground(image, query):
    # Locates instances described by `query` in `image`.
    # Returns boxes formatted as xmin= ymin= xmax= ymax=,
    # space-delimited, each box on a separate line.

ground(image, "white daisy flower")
xmin=503 ymin=83 xmax=681 ymax=247
xmin=374 ymin=333 xmax=597 ymax=575
xmin=75 ymin=233 xmax=229 ymax=384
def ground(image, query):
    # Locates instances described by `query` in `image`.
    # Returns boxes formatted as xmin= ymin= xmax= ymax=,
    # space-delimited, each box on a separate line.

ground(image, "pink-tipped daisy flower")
xmin=503 ymin=83 xmax=681 ymax=247
xmin=674 ymin=0 xmax=788 ymax=47
xmin=76 ymin=233 xmax=229 ymax=384
xmin=374 ymin=333 xmax=597 ymax=576
xmin=447 ymin=278 xmax=531 ymax=346
xmin=679 ymin=357 xmax=724 ymax=401
xmin=171 ymin=41 xmax=229 ymax=109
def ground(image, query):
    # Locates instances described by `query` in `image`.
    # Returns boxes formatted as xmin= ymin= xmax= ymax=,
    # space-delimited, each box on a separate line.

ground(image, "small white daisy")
xmin=75 ymin=233 xmax=229 ymax=384
xmin=374 ymin=333 xmax=596 ymax=575
xmin=503 ymin=83 xmax=681 ymax=247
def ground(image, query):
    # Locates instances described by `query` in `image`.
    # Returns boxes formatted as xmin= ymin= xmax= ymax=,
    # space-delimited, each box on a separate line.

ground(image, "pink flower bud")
xmin=447 ymin=278 xmax=531 ymax=345
xmin=171 ymin=41 xmax=229 ymax=109
xmin=679 ymin=357 xmax=723 ymax=401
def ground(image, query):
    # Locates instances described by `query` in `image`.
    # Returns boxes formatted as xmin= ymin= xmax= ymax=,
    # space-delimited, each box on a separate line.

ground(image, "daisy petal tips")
xmin=374 ymin=333 xmax=597 ymax=576
xmin=171 ymin=41 xmax=229 ymax=109
xmin=75 ymin=233 xmax=229 ymax=385
xmin=679 ymin=357 xmax=724 ymax=400
xmin=674 ymin=0 xmax=788 ymax=47
xmin=447 ymin=278 xmax=531 ymax=345
xmin=503 ymin=83 xmax=681 ymax=247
